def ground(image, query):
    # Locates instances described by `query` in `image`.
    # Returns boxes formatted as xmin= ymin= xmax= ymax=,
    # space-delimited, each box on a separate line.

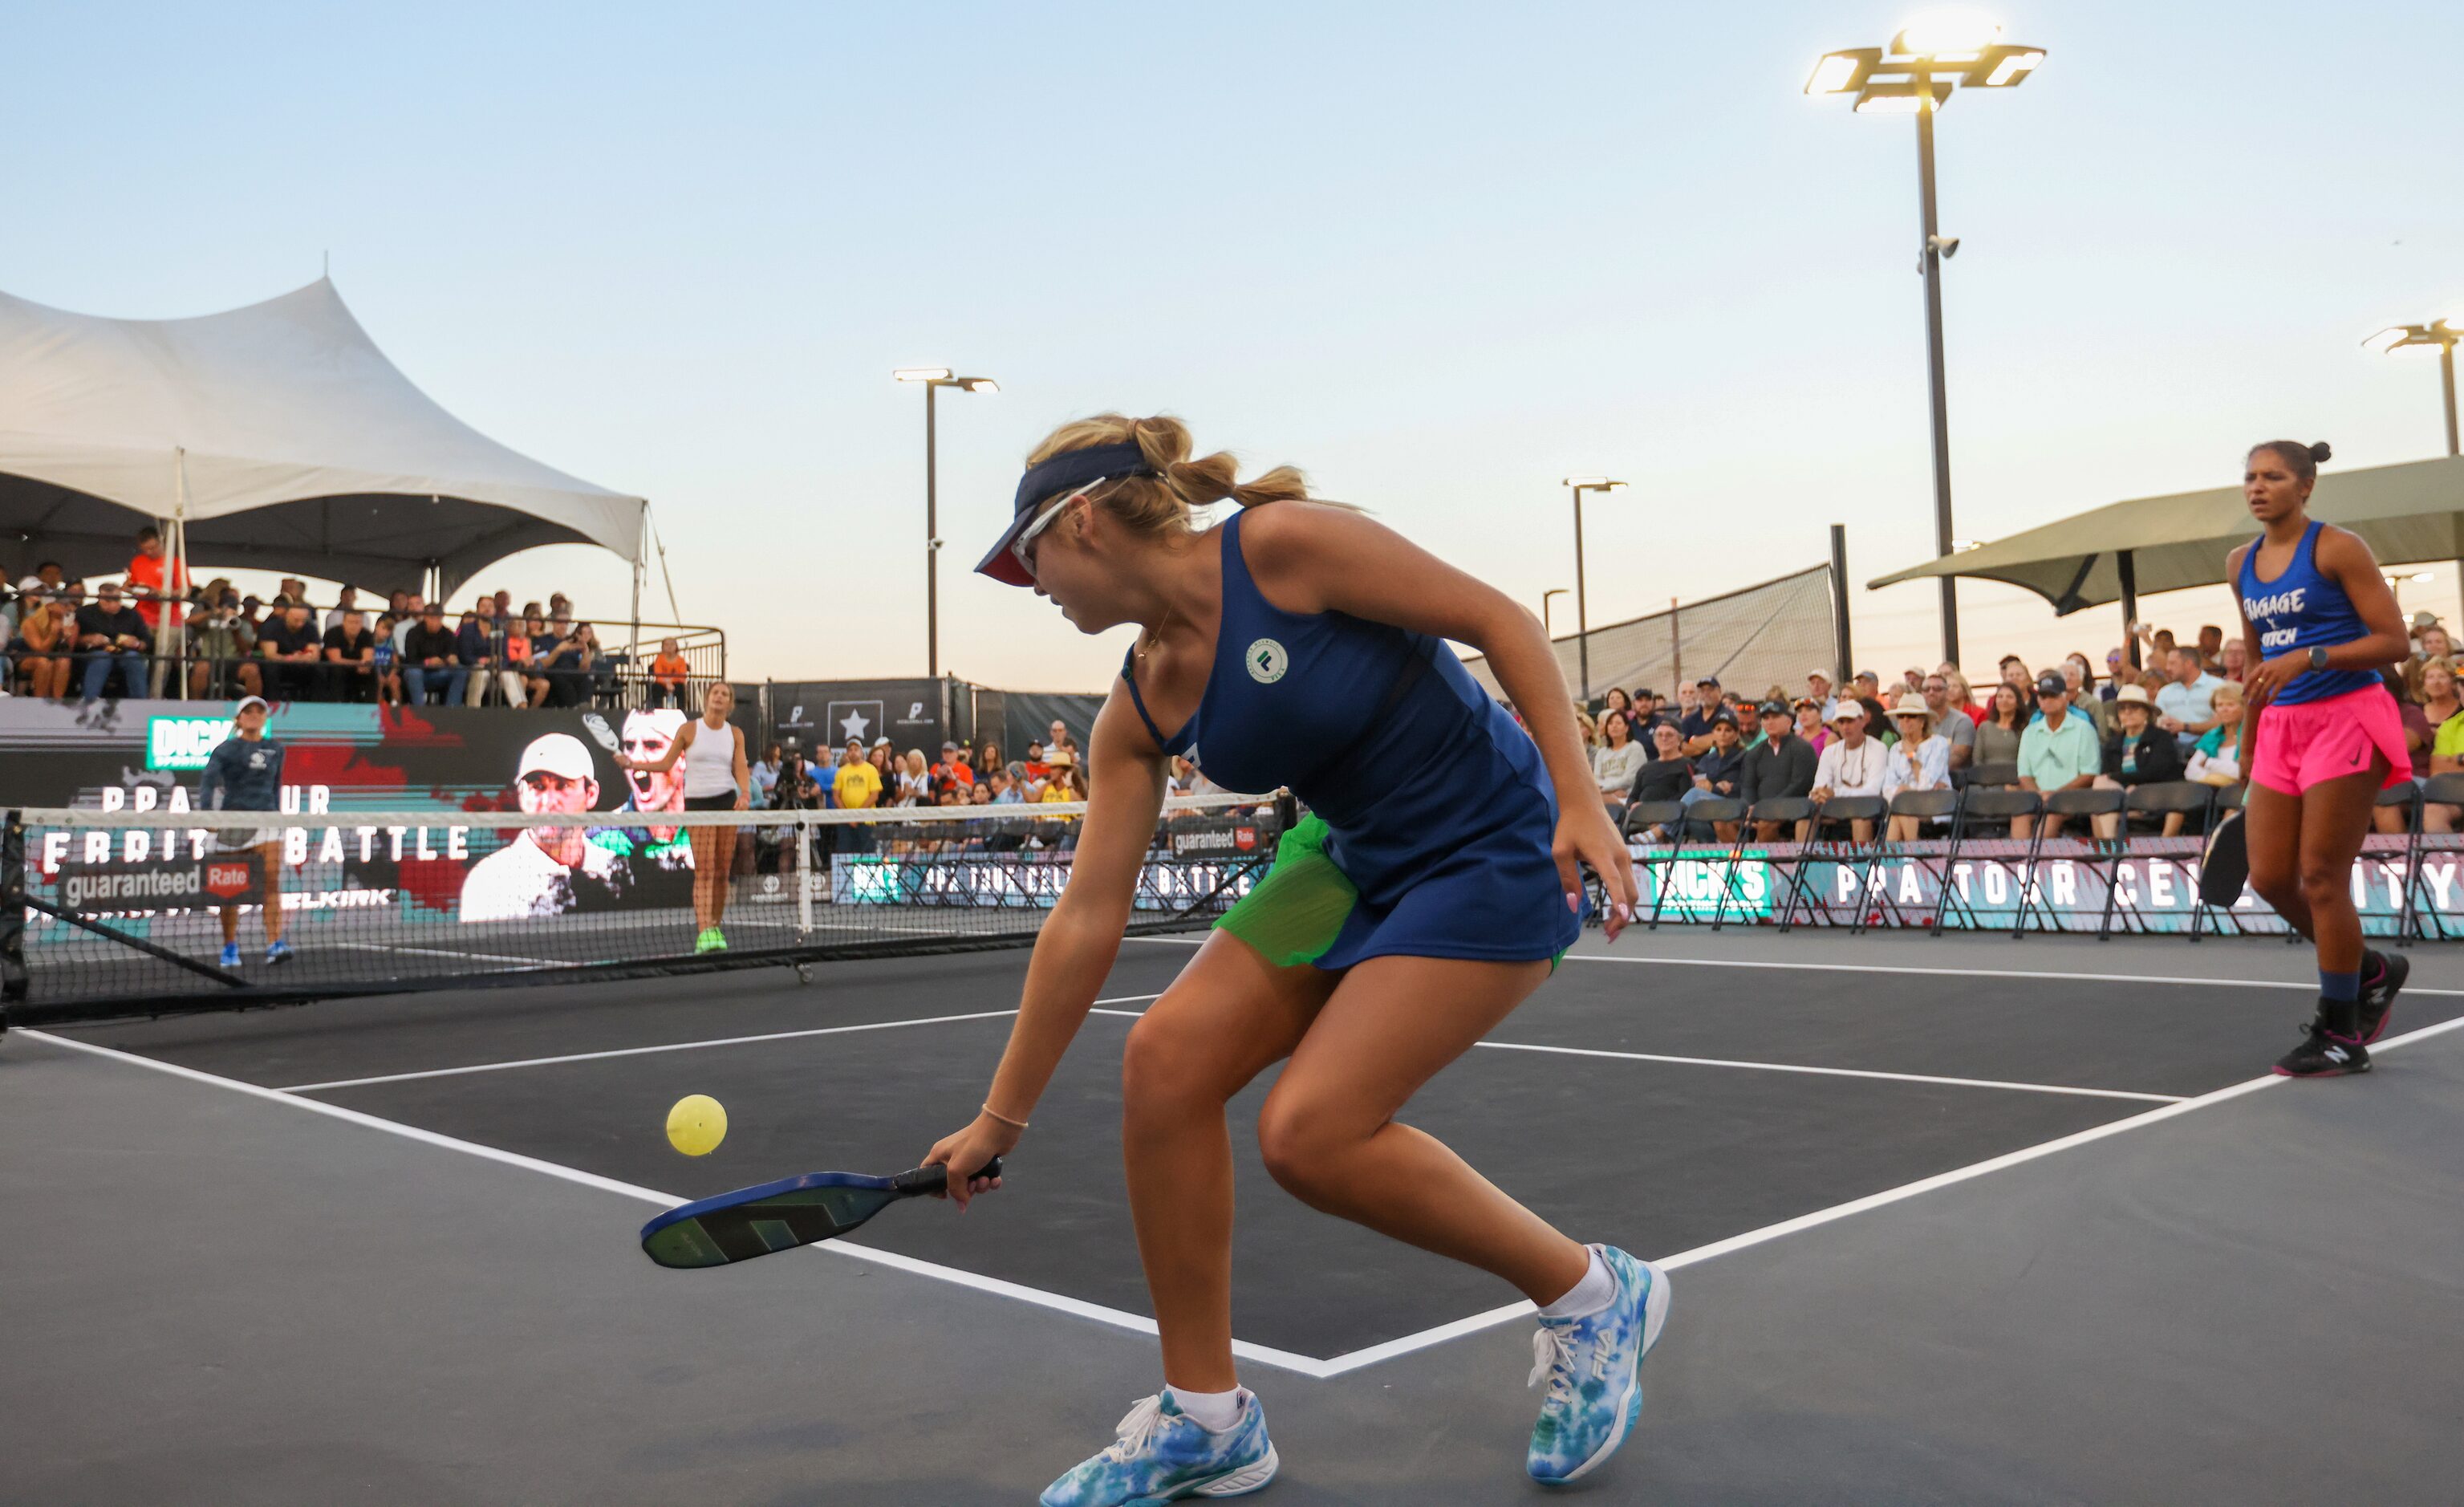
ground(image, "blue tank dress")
xmin=1121 ymin=508 xmax=1581 ymax=969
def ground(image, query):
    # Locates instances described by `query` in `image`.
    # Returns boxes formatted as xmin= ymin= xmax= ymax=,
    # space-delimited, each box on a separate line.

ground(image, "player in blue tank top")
xmin=925 ymin=415 xmax=1665 ymax=1503
xmin=2230 ymin=440 xmax=2415 ymax=1077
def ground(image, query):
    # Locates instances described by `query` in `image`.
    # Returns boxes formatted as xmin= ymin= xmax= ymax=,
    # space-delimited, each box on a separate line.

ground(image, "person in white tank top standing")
xmin=619 ymin=680 xmax=751 ymax=954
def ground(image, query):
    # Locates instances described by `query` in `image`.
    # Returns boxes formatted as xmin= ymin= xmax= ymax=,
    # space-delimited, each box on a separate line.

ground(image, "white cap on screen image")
xmin=518 ymin=732 xmax=595 ymax=782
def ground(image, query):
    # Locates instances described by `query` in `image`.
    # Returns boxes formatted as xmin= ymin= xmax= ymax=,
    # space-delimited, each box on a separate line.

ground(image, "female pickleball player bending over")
xmin=2233 ymin=440 xmax=2414 ymax=1076
xmin=616 ymin=680 xmax=750 ymax=954
xmin=923 ymin=415 xmax=1658 ymax=1504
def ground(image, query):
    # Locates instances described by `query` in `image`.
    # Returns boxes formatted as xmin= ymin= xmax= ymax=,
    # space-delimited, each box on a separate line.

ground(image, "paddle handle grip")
xmin=894 ymin=1156 xmax=1003 ymax=1196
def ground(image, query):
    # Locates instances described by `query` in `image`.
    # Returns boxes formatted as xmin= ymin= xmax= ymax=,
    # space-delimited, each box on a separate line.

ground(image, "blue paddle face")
xmin=642 ymin=1172 xmax=901 ymax=1269
xmin=639 ymin=1160 xmax=999 ymax=1269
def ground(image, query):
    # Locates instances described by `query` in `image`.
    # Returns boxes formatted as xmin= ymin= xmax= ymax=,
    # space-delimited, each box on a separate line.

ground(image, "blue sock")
xmin=2320 ymin=969 xmax=2360 ymax=1038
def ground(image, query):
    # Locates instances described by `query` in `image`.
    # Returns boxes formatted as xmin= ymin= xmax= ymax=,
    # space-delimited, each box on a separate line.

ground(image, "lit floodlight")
xmin=1894 ymin=9 xmax=2002 ymax=58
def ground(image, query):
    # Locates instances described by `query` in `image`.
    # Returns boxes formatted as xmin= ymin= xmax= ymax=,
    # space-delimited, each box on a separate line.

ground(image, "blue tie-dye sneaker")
xmin=1040 ymin=1390 xmax=1278 ymax=1506
xmin=1526 ymin=1245 xmax=1670 ymax=1485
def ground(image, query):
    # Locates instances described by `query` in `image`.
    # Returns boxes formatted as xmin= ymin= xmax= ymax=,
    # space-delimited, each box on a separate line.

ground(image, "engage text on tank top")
xmin=2236 ymin=519 xmax=2379 ymax=706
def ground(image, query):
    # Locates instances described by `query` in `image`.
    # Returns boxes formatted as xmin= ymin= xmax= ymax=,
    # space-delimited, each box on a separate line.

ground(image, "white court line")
xmin=22 ymin=1029 xmax=1335 ymax=1379
xmin=1561 ymin=951 xmax=2464 ymax=995
xmin=29 ymin=1004 xmax=2464 ymax=1383
xmin=1082 ymin=1007 xmax=2179 ymax=1103
xmin=1300 ymin=1009 xmax=2464 ymax=1377
xmin=1121 ymin=933 xmax=2464 ymax=996
xmin=1471 ymin=1039 xmax=2182 ymax=1103
xmin=279 ymin=994 xmax=1166 ymax=1093
xmin=330 ymin=941 xmax=570 ymax=968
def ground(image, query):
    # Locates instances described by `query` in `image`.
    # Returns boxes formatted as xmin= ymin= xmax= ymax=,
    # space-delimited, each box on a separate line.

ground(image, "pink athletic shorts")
xmin=2250 ymin=684 xmax=2412 ymax=795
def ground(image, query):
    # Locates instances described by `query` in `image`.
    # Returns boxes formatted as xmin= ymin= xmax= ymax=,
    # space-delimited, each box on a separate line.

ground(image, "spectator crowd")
xmin=2 ymin=526 xmax=704 ymax=708
xmin=1556 ymin=610 xmax=2464 ymax=847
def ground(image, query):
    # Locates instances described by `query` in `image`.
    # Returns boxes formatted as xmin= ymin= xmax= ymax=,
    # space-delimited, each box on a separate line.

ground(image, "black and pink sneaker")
xmin=2356 ymin=948 xmax=2409 ymax=1046
xmin=2273 ymin=1020 xmax=2370 ymax=1078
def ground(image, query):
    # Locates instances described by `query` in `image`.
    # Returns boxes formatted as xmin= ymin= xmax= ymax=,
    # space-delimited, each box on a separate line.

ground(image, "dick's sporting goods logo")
xmin=1247 ymin=639 xmax=1289 ymax=684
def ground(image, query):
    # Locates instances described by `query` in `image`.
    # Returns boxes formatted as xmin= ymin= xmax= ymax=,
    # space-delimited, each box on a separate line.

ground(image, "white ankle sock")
xmin=1536 ymin=1245 xmax=1614 ymax=1320
xmin=1166 ymin=1383 xmax=1244 ymax=1432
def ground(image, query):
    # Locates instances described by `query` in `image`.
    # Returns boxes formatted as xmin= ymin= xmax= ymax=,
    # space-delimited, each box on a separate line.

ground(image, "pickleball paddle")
xmin=640 ymin=1157 xmax=1003 ymax=1269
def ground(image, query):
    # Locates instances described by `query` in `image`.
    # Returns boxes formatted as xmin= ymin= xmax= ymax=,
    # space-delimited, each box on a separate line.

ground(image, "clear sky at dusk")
xmin=8 ymin=2 xmax=2459 ymax=690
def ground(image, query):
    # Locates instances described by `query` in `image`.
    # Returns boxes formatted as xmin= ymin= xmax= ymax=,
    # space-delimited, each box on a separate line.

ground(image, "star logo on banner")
xmin=838 ymin=707 xmax=871 ymax=741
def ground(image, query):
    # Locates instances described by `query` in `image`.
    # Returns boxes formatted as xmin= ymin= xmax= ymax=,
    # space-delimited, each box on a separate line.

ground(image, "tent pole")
xmin=631 ymin=503 xmax=646 ymax=681
xmin=2117 ymin=550 xmax=2140 ymax=672
xmin=163 ymin=449 xmax=189 ymax=700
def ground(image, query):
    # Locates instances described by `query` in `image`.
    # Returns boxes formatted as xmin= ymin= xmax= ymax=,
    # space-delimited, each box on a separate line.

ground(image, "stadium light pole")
xmin=1562 ymin=477 xmax=1627 ymax=702
xmin=1541 ymin=587 xmax=1569 ymax=637
xmin=2365 ymin=320 xmax=2462 ymax=458
xmin=1806 ymin=10 xmax=2044 ymax=668
xmin=893 ymin=368 xmax=999 ymax=680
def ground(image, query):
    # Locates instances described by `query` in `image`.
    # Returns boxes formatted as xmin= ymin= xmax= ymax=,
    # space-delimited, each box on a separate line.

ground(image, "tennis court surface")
xmin=7 ymin=928 xmax=2462 ymax=1504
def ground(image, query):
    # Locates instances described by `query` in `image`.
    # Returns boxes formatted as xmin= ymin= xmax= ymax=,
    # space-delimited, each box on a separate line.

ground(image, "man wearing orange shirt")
xmin=124 ymin=526 xmax=188 ymax=695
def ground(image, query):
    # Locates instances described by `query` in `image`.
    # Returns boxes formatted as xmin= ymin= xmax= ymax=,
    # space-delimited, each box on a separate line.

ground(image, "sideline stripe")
xmin=1562 ymin=951 xmax=2464 ymax=994
xmin=22 ymin=1028 xmax=1335 ymax=1379
xmin=1083 ymin=1008 xmax=2179 ymax=1103
xmin=278 ymin=994 xmax=1166 ymax=1093
xmin=1123 ymin=933 xmax=2464 ymax=997
xmin=1300 ymin=1009 xmax=2464 ymax=1376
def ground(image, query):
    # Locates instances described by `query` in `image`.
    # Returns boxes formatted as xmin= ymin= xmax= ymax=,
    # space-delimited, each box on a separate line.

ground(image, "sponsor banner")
xmin=1629 ymin=836 xmax=2449 ymax=936
xmin=831 ymin=852 xmax=1261 ymax=912
xmin=767 ymin=680 xmax=945 ymax=756
xmin=1168 ymin=819 xmax=1263 ymax=859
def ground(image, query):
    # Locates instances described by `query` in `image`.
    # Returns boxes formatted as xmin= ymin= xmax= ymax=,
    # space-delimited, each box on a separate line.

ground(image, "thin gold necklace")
xmin=1137 ymin=606 xmax=1174 ymax=660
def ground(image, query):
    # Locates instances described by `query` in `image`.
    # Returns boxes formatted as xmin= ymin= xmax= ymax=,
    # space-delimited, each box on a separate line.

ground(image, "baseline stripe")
xmin=280 ymin=994 xmax=1165 ymax=1093
xmin=1087 ymin=1008 xmax=2178 ymax=1103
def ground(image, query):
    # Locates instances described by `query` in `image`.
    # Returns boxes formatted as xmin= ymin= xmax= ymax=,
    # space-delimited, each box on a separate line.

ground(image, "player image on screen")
xmin=591 ymin=706 xmax=696 ymax=908
xmin=459 ymin=732 xmax=625 ymax=922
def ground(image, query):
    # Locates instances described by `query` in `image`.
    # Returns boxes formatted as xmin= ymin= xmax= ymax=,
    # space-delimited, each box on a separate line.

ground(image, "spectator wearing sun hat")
xmin=1882 ymin=695 xmax=1954 ymax=839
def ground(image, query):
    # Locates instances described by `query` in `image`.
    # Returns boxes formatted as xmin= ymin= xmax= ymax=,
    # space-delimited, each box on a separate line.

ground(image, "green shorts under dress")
xmin=1215 ymin=813 xmax=1565 ymax=972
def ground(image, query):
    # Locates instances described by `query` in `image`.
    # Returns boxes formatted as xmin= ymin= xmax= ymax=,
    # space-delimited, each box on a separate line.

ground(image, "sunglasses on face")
xmin=1012 ymin=479 xmax=1113 ymax=579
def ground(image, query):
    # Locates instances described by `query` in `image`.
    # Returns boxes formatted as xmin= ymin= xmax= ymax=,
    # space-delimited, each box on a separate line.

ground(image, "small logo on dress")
xmin=1246 ymin=638 xmax=1289 ymax=684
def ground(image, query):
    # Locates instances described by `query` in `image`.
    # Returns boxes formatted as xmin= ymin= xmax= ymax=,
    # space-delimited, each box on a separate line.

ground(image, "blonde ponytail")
xmin=1024 ymin=412 xmax=1317 ymax=540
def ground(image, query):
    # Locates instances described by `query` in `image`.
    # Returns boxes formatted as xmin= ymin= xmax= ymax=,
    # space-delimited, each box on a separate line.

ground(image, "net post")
xmin=1273 ymin=789 xmax=1297 ymax=839
xmin=2 ymin=810 xmax=26 ymax=1014
xmin=795 ymin=812 xmax=814 ymax=940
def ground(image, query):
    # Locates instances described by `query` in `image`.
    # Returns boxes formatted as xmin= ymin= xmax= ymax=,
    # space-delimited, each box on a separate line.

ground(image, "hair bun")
xmin=2308 ymin=441 xmax=2333 ymax=464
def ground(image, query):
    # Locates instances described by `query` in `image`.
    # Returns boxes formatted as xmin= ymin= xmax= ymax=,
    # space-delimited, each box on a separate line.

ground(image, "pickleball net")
xmin=2 ymin=793 xmax=1291 ymax=1026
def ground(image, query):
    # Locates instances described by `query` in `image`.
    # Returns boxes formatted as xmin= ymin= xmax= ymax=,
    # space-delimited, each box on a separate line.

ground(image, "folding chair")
xmin=1648 ymin=797 xmax=1743 ymax=929
xmin=1875 ymin=790 xmax=1959 ymax=933
xmin=2404 ymin=772 xmax=2464 ymax=941
xmin=1748 ymin=797 xmax=1818 ymax=930
xmin=2113 ymin=781 xmax=2217 ymax=940
xmin=1812 ymin=794 xmax=1888 ymax=930
xmin=1967 ymin=759 xmax=2020 ymax=790
xmin=2028 ymin=787 xmax=2124 ymax=936
xmin=1931 ymin=786 xmax=2040 ymax=935
xmin=1619 ymin=799 xmax=1687 ymax=924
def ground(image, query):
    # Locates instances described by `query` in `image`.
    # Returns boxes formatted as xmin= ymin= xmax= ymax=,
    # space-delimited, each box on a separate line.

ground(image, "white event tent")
xmin=0 ymin=277 xmax=647 ymax=615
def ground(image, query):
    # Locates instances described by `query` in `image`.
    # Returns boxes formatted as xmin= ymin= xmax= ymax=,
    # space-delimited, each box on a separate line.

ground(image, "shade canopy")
xmin=0 ymin=278 xmax=643 ymax=599
xmin=1869 ymin=454 xmax=2464 ymax=614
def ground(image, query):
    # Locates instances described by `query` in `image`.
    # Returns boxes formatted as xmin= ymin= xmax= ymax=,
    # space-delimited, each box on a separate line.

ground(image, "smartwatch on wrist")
xmin=2308 ymin=645 xmax=2329 ymax=672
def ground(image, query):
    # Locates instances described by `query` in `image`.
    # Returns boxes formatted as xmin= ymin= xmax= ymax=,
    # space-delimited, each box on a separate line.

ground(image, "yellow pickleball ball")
xmin=665 ymin=1095 xmax=727 ymax=1156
